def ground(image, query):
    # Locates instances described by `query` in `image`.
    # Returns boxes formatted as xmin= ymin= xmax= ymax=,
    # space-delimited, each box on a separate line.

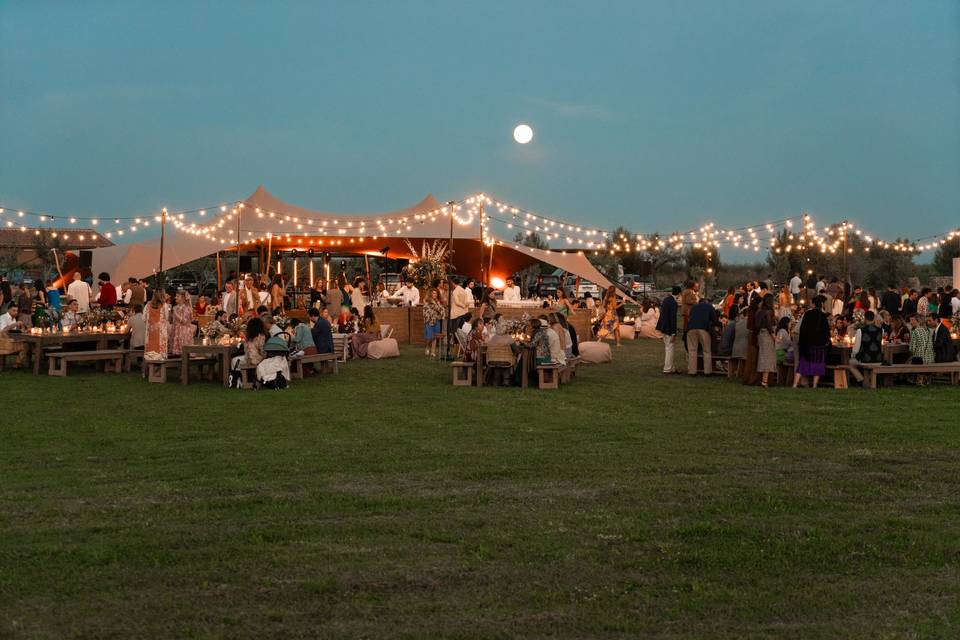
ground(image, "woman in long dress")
xmin=596 ymin=286 xmax=624 ymax=346
xmin=422 ymin=288 xmax=445 ymax=357
xmin=270 ymin=275 xmax=285 ymax=312
xmin=756 ymin=293 xmax=777 ymax=387
xmin=169 ymin=290 xmax=194 ymax=356
xmin=143 ymin=292 xmax=171 ymax=358
xmin=793 ymin=295 xmax=831 ymax=388
xmin=741 ymin=295 xmax=761 ymax=385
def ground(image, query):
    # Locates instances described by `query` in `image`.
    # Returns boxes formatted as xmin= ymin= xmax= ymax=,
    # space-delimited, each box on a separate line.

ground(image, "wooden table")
xmin=181 ymin=343 xmax=239 ymax=386
xmin=12 ymin=331 xmax=130 ymax=375
xmin=834 ymin=340 xmax=957 ymax=366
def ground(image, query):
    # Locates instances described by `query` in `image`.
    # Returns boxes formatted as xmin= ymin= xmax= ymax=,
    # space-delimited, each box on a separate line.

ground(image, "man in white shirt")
xmin=128 ymin=304 xmax=146 ymax=349
xmin=0 ymin=302 xmax=22 ymax=332
xmin=789 ymin=272 xmax=802 ymax=304
xmin=951 ymin=289 xmax=960 ymax=315
xmin=66 ymin=273 xmax=92 ymax=312
xmin=816 ymin=277 xmax=827 ymax=294
xmin=450 ymin=279 xmax=474 ymax=331
xmin=502 ymin=277 xmax=522 ymax=302
xmin=397 ymin=282 xmax=420 ymax=306
xmin=61 ymin=299 xmax=82 ymax=331
xmin=221 ymin=282 xmax=237 ymax=315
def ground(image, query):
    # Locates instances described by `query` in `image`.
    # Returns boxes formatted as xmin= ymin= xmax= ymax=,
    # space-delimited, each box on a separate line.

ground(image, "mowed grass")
xmin=1 ymin=340 xmax=959 ymax=639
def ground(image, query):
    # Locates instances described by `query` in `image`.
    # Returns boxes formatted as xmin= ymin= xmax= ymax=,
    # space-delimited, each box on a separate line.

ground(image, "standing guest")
xmin=755 ymin=294 xmax=777 ymax=387
xmin=350 ymin=276 xmax=366 ymax=313
xmin=270 ymin=275 xmax=285 ymax=312
xmin=908 ymin=314 xmax=934 ymax=371
xmin=310 ymin=279 xmax=328 ymax=309
xmin=721 ymin=286 xmax=735 ymax=317
xmin=740 ymin=295 xmax=762 ymax=386
xmin=880 ymin=284 xmax=901 ymax=315
xmin=450 ymin=278 xmax=473 ymax=333
xmin=867 ymin=288 xmax=879 ymax=312
xmin=555 ymin=312 xmax=579 ymax=357
xmin=793 ymin=295 xmax=831 ymax=388
xmin=478 ymin=287 xmax=498 ymax=321
xmin=397 ymin=281 xmax=421 ymax=307
xmin=221 ymin=282 xmax=237 ymax=315
xmin=33 ymin=281 xmax=47 ymax=307
xmin=656 ymin=286 xmax=680 ymax=374
xmin=777 ymin=285 xmax=793 ymax=318
xmin=686 ymin=296 xmax=721 ymax=375
xmin=597 ymin=286 xmax=624 ymax=346
xmin=15 ymin=284 xmax=32 ymax=327
xmin=901 ymin=289 xmax=918 ymax=317
xmin=932 ymin=310 xmax=957 ymax=363
xmin=67 ymin=272 xmax=92 ymax=313
xmin=730 ymin=306 xmax=749 ymax=378
xmin=128 ymin=304 xmax=146 ymax=350
xmin=307 ymin=307 xmax=334 ymax=354
xmin=143 ymin=292 xmax=171 ymax=357
xmin=422 ymin=288 xmax=445 ymax=357
xmin=350 ymin=306 xmax=381 ymax=358
xmin=502 ymin=277 xmax=522 ymax=301
xmin=555 ymin=287 xmax=577 ymax=317
xmin=917 ymin=288 xmax=931 ymax=317
xmin=128 ymin=278 xmax=146 ymax=307
xmin=717 ymin=307 xmax=737 ymax=357
xmin=44 ymin=280 xmax=62 ymax=318
xmin=789 ymin=272 xmax=803 ymax=304
xmin=680 ymin=281 xmax=699 ymax=331
xmin=169 ymin=290 xmax=195 ymax=355
xmin=194 ymin=295 xmax=209 ymax=316
xmin=96 ymin=273 xmax=117 ymax=309
xmin=847 ymin=310 xmax=883 ymax=383
xmin=583 ymin=291 xmax=596 ymax=313
xmin=950 ymin=288 xmax=960 ymax=315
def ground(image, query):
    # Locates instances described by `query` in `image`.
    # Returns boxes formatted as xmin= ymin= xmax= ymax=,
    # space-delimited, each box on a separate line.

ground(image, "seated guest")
xmin=638 ymin=300 xmax=662 ymax=338
xmin=308 ymin=308 xmax=334 ymax=354
xmin=547 ymin=313 xmax=569 ymax=357
xmin=336 ymin=305 xmax=353 ymax=333
xmin=129 ymin=304 xmax=146 ymax=350
xmin=350 ymin=306 xmax=381 ymax=358
xmin=775 ymin=316 xmax=794 ymax=364
xmin=0 ymin=302 xmax=27 ymax=367
xmin=194 ymin=295 xmax=209 ymax=316
xmin=522 ymin=318 xmax=552 ymax=366
xmin=540 ymin=316 xmax=566 ymax=365
xmin=204 ymin=310 xmax=230 ymax=339
xmin=260 ymin=314 xmax=282 ymax=337
xmin=61 ymin=299 xmax=82 ymax=331
xmin=464 ymin=316 xmax=486 ymax=362
xmin=288 ymin=317 xmax=318 ymax=373
xmin=0 ymin=302 xmax=22 ymax=332
xmin=231 ymin=317 xmax=268 ymax=370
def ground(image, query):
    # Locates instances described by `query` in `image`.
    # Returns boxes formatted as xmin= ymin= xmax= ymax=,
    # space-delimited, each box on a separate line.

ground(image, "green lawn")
xmin=2 ymin=340 xmax=959 ymax=639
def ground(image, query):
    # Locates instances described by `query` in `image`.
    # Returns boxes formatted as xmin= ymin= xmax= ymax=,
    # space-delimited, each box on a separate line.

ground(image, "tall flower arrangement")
xmin=403 ymin=240 xmax=453 ymax=289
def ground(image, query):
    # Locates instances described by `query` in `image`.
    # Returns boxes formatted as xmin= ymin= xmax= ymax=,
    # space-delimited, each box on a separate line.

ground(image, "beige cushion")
xmin=579 ymin=341 xmax=612 ymax=363
xmin=619 ymin=324 xmax=636 ymax=340
xmin=367 ymin=338 xmax=400 ymax=359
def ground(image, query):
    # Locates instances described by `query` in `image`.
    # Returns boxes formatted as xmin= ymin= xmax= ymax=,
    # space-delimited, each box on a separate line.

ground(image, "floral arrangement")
xmin=403 ymin=239 xmax=452 ymax=289
xmin=849 ymin=308 xmax=866 ymax=330
xmin=80 ymin=307 xmax=124 ymax=329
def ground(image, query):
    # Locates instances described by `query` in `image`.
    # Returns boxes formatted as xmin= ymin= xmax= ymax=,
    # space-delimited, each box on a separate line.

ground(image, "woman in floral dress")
xmin=422 ymin=288 xmax=445 ymax=357
xmin=143 ymin=291 xmax=171 ymax=358
xmin=169 ymin=290 xmax=195 ymax=355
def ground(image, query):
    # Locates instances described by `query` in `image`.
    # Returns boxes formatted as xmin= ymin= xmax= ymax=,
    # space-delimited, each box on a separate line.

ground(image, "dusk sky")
xmin=2 ymin=1 xmax=957 ymax=256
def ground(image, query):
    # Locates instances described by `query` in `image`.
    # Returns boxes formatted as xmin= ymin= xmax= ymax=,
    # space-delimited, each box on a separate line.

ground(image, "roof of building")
xmin=0 ymin=228 xmax=114 ymax=249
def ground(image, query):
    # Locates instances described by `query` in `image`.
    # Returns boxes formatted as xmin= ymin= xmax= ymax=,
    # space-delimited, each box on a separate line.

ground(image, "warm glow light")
xmin=513 ymin=123 xmax=533 ymax=144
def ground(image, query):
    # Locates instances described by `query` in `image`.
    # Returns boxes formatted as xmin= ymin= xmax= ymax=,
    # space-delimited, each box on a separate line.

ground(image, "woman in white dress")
xmin=351 ymin=276 xmax=367 ymax=313
xmin=638 ymin=300 xmax=662 ymax=339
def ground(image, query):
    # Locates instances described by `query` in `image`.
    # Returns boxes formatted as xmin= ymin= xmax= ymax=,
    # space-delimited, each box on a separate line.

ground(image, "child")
xmin=775 ymin=316 xmax=794 ymax=364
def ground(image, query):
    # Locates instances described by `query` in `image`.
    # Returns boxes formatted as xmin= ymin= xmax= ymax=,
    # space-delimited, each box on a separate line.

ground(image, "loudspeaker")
xmin=238 ymin=256 xmax=253 ymax=272
xmin=638 ymin=260 xmax=653 ymax=277
xmin=79 ymin=250 xmax=93 ymax=268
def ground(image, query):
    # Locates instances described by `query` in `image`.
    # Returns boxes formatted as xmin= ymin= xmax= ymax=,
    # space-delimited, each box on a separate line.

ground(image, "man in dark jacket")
xmin=656 ymin=286 xmax=681 ymax=374
xmin=932 ymin=312 xmax=957 ymax=363
xmin=686 ymin=297 xmax=722 ymax=375
xmin=880 ymin=285 xmax=901 ymax=315
xmin=308 ymin=308 xmax=335 ymax=354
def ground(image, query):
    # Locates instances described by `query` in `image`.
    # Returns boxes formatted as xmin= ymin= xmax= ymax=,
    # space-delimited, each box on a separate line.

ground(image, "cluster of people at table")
xmin=655 ymin=277 xmax=959 ymax=387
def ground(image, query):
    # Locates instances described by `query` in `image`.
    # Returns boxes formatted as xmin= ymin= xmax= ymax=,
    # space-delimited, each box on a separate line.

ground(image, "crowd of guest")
xmin=655 ymin=275 xmax=959 ymax=388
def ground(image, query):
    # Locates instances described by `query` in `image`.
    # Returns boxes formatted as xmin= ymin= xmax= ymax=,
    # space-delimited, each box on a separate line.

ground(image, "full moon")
xmin=513 ymin=123 xmax=533 ymax=144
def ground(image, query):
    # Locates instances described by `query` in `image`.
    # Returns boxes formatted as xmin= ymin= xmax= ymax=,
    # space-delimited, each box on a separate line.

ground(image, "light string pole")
xmin=157 ymin=207 xmax=167 ymax=284
xmin=445 ymin=201 xmax=456 ymax=362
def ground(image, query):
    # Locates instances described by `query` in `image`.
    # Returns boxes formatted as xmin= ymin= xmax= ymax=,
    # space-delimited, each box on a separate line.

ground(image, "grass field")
xmin=2 ymin=339 xmax=959 ymax=639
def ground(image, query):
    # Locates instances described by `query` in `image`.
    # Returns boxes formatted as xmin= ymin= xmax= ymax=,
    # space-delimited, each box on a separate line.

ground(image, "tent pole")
xmin=51 ymin=248 xmax=66 ymax=293
xmin=158 ymin=208 xmax=167 ymax=281
xmin=488 ymin=240 xmax=495 ymax=280
xmin=478 ymin=201 xmax=484 ymax=285
xmin=445 ymin=201 xmax=455 ymax=361
xmin=235 ymin=204 xmax=242 ymax=312
xmin=264 ymin=233 xmax=273 ymax=279
xmin=364 ymin=254 xmax=371 ymax=293
xmin=215 ymin=251 xmax=221 ymax=290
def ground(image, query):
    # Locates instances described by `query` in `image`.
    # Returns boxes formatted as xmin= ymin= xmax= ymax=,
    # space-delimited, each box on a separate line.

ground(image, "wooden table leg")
xmin=221 ymin=353 xmax=230 ymax=387
xmin=33 ymin=342 xmax=42 ymax=375
xmin=521 ymin=350 xmax=529 ymax=388
xmin=181 ymin=350 xmax=190 ymax=385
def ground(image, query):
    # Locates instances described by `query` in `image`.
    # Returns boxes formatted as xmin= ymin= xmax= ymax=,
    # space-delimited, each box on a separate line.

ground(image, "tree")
xmin=932 ymin=241 xmax=960 ymax=276
xmin=513 ymin=231 xmax=552 ymax=291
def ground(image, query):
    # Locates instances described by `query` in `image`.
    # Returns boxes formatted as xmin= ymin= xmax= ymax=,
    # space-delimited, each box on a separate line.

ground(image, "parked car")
xmin=620 ymin=274 xmax=655 ymax=297
xmin=528 ymin=274 xmax=561 ymax=299
xmin=168 ymin=274 xmax=201 ymax=294
xmin=379 ymin=272 xmax=404 ymax=293
xmin=563 ymin=275 xmax=601 ymax=300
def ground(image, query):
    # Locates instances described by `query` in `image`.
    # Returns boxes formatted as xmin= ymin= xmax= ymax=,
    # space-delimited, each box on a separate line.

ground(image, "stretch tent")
xmin=93 ymin=186 xmax=628 ymax=298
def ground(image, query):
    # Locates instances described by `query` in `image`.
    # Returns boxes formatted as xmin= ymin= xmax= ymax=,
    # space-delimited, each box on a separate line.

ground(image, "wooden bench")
xmin=826 ymin=365 xmax=848 ymax=389
xmin=143 ymin=355 xmax=215 ymax=383
xmin=290 ymin=351 xmax=339 ymax=379
xmin=694 ymin=353 xmax=730 ymax=375
xmin=451 ymin=361 xmax=474 ymax=386
xmin=48 ymin=349 xmax=128 ymax=376
xmin=860 ymin=362 xmax=960 ymax=389
xmin=237 ymin=363 xmax=259 ymax=389
xmin=333 ymin=335 xmax=349 ymax=363
xmin=562 ymin=356 xmax=582 ymax=383
xmin=536 ymin=363 xmax=565 ymax=389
